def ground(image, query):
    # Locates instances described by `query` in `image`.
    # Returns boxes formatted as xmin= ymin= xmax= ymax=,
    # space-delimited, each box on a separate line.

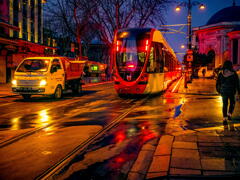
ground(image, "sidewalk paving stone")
xmin=127 ymin=172 xmax=145 ymax=180
xmin=203 ymin=170 xmax=240 ymax=176
xmin=201 ymin=158 xmax=227 ymax=171
xmin=154 ymin=135 xmax=174 ymax=156
xmin=170 ymin=157 xmax=201 ymax=169
xmin=158 ymin=135 xmax=174 ymax=145
xmin=172 ymin=130 xmax=196 ymax=136
xmin=145 ymin=172 xmax=167 ymax=179
xmin=174 ymin=135 xmax=197 ymax=142
xmin=154 ymin=144 xmax=171 ymax=156
xmin=197 ymin=131 xmax=220 ymax=136
xmin=199 ymin=148 xmax=226 ymax=158
xmin=221 ymin=137 xmax=240 ymax=143
xmin=130 ymin=150 xmax=154 ymax=174
xmin=198 ymin=142 xmax=225 ymax=147
xmin=170 ymin=168 xmax=201 ymax=175
xmin=197 ymin=135 xmax=222 ymax=143
xmin=141 ymin=143 xmax=156 ymax=151
xmin=202 ymin=157 xmax=240 ymax=171
xmin=172 ymin=149 xmax=200 ymax=159
xmin=148 ymin=156 xmax=170 ymax=173
xmin=172 ymin=141 xmax=198 ymax=149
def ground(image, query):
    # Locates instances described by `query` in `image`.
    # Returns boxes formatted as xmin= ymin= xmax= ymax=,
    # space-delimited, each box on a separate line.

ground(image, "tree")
xmin=91 ymin=0 xmax=172 ymax=46
xmin=91 ymin=0 xmax=172 ymax=70
xmin=44 ymin=0 xmax=172 ymax=58
xmin=44 ymin=0 xmax=98 ymax=57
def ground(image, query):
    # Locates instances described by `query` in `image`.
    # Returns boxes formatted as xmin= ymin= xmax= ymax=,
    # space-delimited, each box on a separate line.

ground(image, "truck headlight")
xmin=12 ymin=80 xmax=17 ymax=85
xmin=40 ymin=79 xmax=47 ymax=86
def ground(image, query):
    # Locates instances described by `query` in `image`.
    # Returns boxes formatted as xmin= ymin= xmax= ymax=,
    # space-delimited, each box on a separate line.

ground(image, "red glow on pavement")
xmin=142 ymin=132 xmax=157 ymax=142
xmin=115 ymin=131 xmax=126 ymax=143
xmin=115 ymin=157 xmax=125 ymax=163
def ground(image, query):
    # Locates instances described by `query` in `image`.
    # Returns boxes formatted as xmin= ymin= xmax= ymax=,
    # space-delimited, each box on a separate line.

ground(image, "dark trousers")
xmin=222 ymin=94 xmax=235 ymax=117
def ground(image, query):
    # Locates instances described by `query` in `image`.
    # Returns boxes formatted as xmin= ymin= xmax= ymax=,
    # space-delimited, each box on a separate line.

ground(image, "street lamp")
xmin=175 ymin=0 xmax=206 ymax=50
xmin=175 ymin=1 xmax=206 ymax=87
xmin=180 ymin=44 xmax=186 ymax=49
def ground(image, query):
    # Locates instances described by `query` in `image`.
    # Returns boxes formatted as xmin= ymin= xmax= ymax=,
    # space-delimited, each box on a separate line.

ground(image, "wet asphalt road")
xmin=0 ymin=79 xmax=239 ymax=179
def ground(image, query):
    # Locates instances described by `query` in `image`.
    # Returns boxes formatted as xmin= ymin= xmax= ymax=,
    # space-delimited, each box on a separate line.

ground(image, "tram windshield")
xmin=116 ymin=30 xmax=150 ymax=81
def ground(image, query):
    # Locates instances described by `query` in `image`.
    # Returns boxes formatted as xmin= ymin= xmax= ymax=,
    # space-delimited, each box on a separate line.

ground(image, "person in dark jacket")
xmin=216 ymin=60 xmax=240 ymax=125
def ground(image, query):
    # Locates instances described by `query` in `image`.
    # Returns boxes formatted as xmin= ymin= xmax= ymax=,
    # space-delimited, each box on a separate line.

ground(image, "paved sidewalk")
xmin=178 ymin=77 xmax=219 ymax=95
xmin=128 ymin=77 xmax=240 ymax=179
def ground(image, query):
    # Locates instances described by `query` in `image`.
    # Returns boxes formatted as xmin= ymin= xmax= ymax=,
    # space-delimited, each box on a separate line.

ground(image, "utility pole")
xmin=175 ymin=0 xmax=205 ymax=87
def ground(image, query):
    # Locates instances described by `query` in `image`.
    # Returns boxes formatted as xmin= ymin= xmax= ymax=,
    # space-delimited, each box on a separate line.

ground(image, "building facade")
xmin=0 ymin=0 xmax=55 ymax=83
xmin=192 ymin=4 xmax=240 ymax=69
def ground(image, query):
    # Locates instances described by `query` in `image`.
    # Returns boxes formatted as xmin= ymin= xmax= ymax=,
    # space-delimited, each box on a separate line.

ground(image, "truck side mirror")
xmin=50 ymin=66 xmax=57 ymax=73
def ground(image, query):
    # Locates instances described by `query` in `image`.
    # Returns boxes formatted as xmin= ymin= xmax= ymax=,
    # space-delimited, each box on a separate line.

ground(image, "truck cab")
xmin=12 ymin=57 xmax=84 ymax=99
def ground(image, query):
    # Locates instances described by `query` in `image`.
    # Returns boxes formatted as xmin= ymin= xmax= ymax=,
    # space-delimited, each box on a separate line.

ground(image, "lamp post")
xmin=175 ymin=0 xmax=205 ymax=87
xmin=175 ymin=0 xmax=205 ymax=50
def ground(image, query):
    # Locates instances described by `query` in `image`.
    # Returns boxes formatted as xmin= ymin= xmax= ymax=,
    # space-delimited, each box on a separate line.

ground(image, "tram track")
xmin=35 ymin=96 xmax=149 ymax=180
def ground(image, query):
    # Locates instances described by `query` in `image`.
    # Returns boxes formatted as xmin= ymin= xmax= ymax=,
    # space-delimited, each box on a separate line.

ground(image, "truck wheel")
xmin=72 ymin=82 xmax=82 ymax=95
xmin=54 ymin=85 xmax=62 ymax=99
xmin=22 ymin=94 xmax=31 ymax=99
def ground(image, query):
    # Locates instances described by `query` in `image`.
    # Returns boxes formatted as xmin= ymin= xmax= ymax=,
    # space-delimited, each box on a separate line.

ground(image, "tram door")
xmin=146 ymin=42 xmax=165 ymax=93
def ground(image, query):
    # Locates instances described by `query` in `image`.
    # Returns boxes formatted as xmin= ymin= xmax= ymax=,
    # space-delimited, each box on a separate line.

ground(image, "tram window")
xmin=165 ymin=52 xmax=170 ymax=71
xmin=155 ymin=43 xmax=164 ymax=73
xmin=147 ymin=47 xmax=155 ymax=73
xmin=154 ymin=43 xmax=160 ymax=73
xmin=147 ymin=43 xmax=165 ymax=73
xmin=138 ymin=52 xmax=145 ymax=64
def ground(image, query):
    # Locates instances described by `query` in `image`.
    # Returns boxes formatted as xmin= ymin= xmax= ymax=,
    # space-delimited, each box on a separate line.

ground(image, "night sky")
xmin=164 ymin=0 xmax=239 ymax=62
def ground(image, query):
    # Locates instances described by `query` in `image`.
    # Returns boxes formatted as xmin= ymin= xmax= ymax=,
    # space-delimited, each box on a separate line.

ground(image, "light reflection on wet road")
xmin=0 ymin=83 xmax=143 ymax=179
xmin=51 ymin=79 xmax=240 ymax=179
xmin=0 ymin=80 xmax=239 ymax=179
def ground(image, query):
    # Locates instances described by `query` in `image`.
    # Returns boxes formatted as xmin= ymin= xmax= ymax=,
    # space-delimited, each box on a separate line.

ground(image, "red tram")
xmin=112 ymin=28 xmax=181 ymax=96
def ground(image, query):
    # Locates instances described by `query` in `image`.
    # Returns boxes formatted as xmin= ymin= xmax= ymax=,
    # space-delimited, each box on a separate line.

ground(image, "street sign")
xmin=186 ymin=49 xmax=193 ymax=61
xmin=186 ymin=54 xmax=193 ymax=61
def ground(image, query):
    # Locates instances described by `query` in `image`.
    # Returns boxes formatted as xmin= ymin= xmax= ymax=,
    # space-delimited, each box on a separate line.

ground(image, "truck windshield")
xmin=16 ymin=59 xmax=50 ymax=72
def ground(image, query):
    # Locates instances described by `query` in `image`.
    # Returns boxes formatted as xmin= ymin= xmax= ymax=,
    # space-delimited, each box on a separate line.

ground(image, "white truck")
xmin=12 ymin=56 xmax=85 ymax=99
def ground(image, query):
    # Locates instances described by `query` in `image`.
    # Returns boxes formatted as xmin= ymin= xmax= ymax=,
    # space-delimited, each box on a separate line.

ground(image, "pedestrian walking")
xmin=216 ymin=60 xmax=240 ymax=125
xmin=202 ymin=68 xmax=206 ymax=77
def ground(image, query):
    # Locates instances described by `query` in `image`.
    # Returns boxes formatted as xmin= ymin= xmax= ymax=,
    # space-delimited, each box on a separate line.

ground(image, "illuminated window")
xmin=91 ymin=65 xmax=98 ymax=71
